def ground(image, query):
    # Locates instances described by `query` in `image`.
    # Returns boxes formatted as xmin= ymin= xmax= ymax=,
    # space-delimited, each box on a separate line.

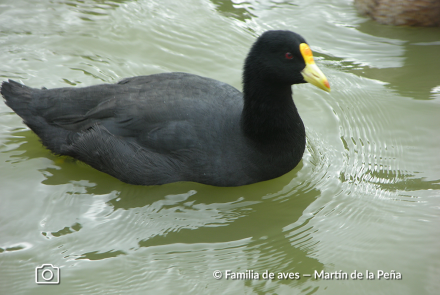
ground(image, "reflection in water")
xmin=210 ymin=0 xmax=254 ymax=21
xmin=4 ymin=127 xmax=326 ymax=293
xmin=75 ymin=181 xmax=325 ymax=291
xmin=349 ymin=20 xmax=440 ymax=100
xmin=60 ymin=0 xmax=130 ymax=16
xmin=340 ymin=169 xmax=440 ymax=193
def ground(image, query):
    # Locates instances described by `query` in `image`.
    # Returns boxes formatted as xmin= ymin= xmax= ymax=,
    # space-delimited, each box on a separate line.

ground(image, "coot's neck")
xmin=241 ymin=77 xmax=305 ymax=145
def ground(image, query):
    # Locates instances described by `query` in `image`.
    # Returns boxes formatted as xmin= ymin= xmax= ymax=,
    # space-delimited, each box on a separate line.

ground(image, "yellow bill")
xmin=300 ymin=43 xmax=330 ymax=92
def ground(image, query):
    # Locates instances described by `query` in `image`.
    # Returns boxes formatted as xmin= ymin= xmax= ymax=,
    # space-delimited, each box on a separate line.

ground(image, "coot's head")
xmin=244 ymin=30 xmax=330 ymax=92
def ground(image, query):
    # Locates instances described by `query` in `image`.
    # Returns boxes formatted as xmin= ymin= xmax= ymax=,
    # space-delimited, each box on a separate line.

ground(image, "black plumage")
xmin=1 ymin=30 xmax=329 ymax=186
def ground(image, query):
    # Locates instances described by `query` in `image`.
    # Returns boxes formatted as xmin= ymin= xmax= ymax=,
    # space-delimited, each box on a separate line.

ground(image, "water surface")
xmin=1 ymin=0 xmax=439 ymax=294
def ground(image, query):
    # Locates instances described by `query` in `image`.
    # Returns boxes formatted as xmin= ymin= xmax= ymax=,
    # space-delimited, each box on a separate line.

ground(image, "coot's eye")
xmin=285 ymin=52 xmax=293 ymax=60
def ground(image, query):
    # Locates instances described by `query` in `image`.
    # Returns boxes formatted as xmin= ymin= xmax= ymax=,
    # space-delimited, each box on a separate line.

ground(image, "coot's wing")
xmin=67 ymin=124 xmax=188 ymax=185
xmin=53 ymin=73 xmax=240 ymax=151
xmin=2 ymin=73 xmax=243 ymax=185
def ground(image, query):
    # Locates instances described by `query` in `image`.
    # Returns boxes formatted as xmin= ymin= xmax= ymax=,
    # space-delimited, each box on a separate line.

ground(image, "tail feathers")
xmin=1 ymin=80 xmax=34 ymax=116
xmin=1 ymin=79 xmax=33 ymax=99
xmin=2 ymin=80 xmax=72 ymax=155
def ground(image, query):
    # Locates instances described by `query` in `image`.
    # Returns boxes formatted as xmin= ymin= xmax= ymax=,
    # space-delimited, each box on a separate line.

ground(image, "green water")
xmin=0 ymin=0 xmax=439 ymax=294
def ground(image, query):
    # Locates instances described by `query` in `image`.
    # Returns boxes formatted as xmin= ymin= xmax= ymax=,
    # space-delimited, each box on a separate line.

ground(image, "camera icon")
xmin=35 ymin=264 xmax=60 ymax=285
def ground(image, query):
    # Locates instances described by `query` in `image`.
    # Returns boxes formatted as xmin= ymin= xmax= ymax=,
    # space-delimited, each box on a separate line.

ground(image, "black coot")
xmin=1 ymin=30 xmax=330 ymax=186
